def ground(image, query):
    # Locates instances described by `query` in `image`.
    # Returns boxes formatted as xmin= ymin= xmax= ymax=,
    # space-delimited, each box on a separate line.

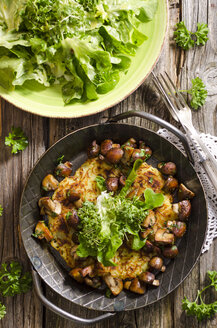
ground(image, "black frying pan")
xmin=19 ymin=111 xmax=207 ymax=324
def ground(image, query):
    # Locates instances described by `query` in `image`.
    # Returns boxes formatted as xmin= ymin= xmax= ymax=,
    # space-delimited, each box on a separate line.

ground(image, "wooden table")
xmin=0 ymin=1 xmax=217 ymax=327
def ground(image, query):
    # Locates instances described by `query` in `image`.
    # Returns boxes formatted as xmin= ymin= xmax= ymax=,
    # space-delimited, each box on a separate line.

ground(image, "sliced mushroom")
xmin=42 ymin=174 xmax=59 ymax=191
xmin=119 ymin=175 xmax=126 ymax=186
xmin=158 ymin=162 xmax=177 ymax=176
xmin=123 ymin=280 xmax=132 ymax=290
xmin=100 ymin=139 xmax=113 ymax=155
xmin=129 ymin=278 xmax=146 ymax=294
xmin=141 ymin=210 xmax=156 ymax=228
xmin=149 ymin=257 xmax=164 ymax=271
xmin=66 ymin=189 xmax=81 ymax=203
xmin=34 ymin=221 xmax=53 ymax=242
xmin=139 ymin=272 xmax=155 ymax=285
xmin=143 ymin=240 xmax=161 ymax=255
xmin=55 ymin=161 xmax=72 ymax=177
xmin=152 ymin=280 xmax=160 ymax=286
xmin=69 ymin=268 xmax=84 ymax=283
xmin=167 ymin=221 xmax=186 ymax=238
xmin=163 ymin=245 xmax=179 ymax=258
xmin=163 ymin=176 xmax=179 ymax=193
xmin=84 ymin=276 xmax=101 ymax=289
xmin=38 ymin=197 xmax=62 ymax=216
xmin=103 ymin=274 xmax=123 ymax=296
xmin=106 ymin=177 xmax=119 ymax=192
xmin=140 ymin=228 xmax=154 ymax=240
xmin=81 ymin=265 xmax=94 ymax=278
xmin=121 ymin=146 xmax=135 ymax=165
xmin=155 ymin=228 xmax=174 ymax=245
xmin=74 ymin=199 xmax=83 ymax=209
xmin=87 ymin=140 xmax=100 ymax=158
xmin=178 ymin=183 xmax=195 ymax=201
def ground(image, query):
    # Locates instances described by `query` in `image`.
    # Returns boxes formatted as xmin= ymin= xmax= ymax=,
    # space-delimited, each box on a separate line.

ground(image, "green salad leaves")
xmin=77 ymin=160 xmax=164 ymax=266
xmin=0 ymin=0 xmax=158 ymax=104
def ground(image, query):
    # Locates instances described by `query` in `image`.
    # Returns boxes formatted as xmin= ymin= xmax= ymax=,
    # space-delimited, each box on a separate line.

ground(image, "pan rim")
xmin=19 ymin=122 xmax=208 ymax=312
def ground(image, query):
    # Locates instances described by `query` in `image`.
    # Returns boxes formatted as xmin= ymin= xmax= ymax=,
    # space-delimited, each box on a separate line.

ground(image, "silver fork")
xmin=152 ymin=71 xmax=217 ymax=192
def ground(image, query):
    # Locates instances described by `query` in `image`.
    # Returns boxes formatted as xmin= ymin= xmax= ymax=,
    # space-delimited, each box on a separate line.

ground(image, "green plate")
xmin=0 ymin=1 xmax=168 ymax=118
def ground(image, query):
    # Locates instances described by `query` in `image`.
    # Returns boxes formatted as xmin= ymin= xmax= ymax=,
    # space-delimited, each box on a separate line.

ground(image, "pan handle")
xmin=32 ymin=268 xmax=116 ymax=325
xmin=108 ymin=110 xmax=194 ymax=164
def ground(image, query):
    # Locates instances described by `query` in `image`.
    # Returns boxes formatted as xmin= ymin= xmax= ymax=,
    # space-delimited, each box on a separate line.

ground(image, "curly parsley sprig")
xmin=174 ymin=21 xmax=209 ymax=50
xmin=0 ymin=205 xmax=3 ymax=216
xmin=182 ymin=270 xmax=217 ymax=321
xmin=179 ymin=77 xmax=207 ymax=110
xmin=0 ymin=303 xmax=6 ymax=320
xmin=5 ymin=127 xmax=28 ymax=154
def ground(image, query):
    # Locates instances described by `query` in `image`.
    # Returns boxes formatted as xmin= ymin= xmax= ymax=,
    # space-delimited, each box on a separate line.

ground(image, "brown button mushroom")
xmin=139 ymin=272 xmax=155 ymax=285
xmin=149 ymin=257 xmax=164 ymax=271
xmin=169 ymin=221 xmax=186 ymax=238
xmin=74 ymin=199 xmax=83 ymax=209
xmin=106 ymin=177 xmax=119 ymax=192
xmin=69 ymin=268 xmax=84 ymax=283
xmin=121 ymin=146 xmax=135 ymax=165
xmin=66 ymin=189 xmax=81 ymax=202
xmin=55 ymin=161 xmax=72 ymax=177
xmin=103 ymin=274 xmax=123 ymax=296
xmin=158 ymin=162 xmax=177 ymax=176
xmin=155 ymin=228 xmax=175 ymax=245
xmin=129 ymin=278 xmax=146 ymax=294
xmin=178 ymin=183 xmax=195 ymax=201
xmin=34 ymin=221 xmax=53 ymax=242
xmin=105 ymin=147 xmax=124 ymax=164
xmin=163 ymin=245 xmax=179 ymax=258
xmin=124 ymin=280 xmax=132 ymax=290
xmin=178 ymin=200 xmax=191 ymax=220
xmin=100 ymin=139 xmax=113 ymax=155
xmin=87 ymin=140 xmax=100 ymax=158
xmin=66 ymin=210 xmax=79 ymax=228
xmin=42 ymin=174 xmax=59 ymax=191
xmin=163 ymin=176 xmax=179 ymax=193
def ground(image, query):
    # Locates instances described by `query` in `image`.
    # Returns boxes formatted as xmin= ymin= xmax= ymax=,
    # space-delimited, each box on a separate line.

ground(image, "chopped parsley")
xmin=65 ymin=211 xmax=73 ymax=220
xmin=180 ymin=77 xmax=207 ymax=110
xmin=5 ymin=127 xmax=28 ymax=154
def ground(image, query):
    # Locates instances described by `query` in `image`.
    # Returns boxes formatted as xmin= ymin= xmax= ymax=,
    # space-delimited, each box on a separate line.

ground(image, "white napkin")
xmin=157 ymin=129 xmax=217 ymax=253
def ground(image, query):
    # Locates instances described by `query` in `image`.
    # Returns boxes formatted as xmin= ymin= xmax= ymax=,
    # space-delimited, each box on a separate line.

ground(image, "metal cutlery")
xmin=152 ymin=71 xmax=217 ymax=192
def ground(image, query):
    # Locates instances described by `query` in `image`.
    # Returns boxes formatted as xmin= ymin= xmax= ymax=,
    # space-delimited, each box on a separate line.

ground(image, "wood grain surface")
xmin=0 ymin=0 xmax=217 ymax=327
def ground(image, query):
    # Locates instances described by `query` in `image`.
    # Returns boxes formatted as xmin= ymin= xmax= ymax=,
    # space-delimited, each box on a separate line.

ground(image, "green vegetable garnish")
xmin=77 ymin=160 xmax=164 ymax=266
xmin=56 ymin=155 xmax=64 ymax=164
xmin=95 ymin=176 xmax=106 ymax=192
xmin=182 ymin=270 xmax=217 ymax=321
xmin=0 ymin=302 xmax=6 ymax=320
xmin=174 ymin=21 xmax=209 ymax=50
xmin=179 ymin=77 xmax=207 ymax=110
xmin=0 ymin=261 xmax=32 ymax=297
xmin=0 ymin=0 xmax=158 ymax=104
xmin=5 ymin=127 xmax=28 ymax=154
xmin=0 ymin=205 xmax=3 ymax=216
xmin=65 ymin=211 xmax=73 ymax=220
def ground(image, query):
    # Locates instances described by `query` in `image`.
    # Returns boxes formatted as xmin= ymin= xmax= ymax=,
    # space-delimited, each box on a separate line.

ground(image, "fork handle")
xmin=187 ymin=128 xmax=217 ymax=191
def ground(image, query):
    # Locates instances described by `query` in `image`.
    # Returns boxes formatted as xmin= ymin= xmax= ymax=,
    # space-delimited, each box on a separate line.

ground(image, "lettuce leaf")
xmin=0 ymin=0 xmax=158 ymax=103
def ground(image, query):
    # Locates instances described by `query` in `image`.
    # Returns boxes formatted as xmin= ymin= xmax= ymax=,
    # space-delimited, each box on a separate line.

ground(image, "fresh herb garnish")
xmin=120 ymin=159 xmax=143 ymax=197
xmin=0 ymin=302 xmax=6 ymax=320
xmin=182 ymin=270 xmax=217 ymax=321
xmin=174 ymin=21 xmax=209 ymax=50
xmin=32 ymin=230 xmax=43 ymax=238
xmin=5 ymin=127 xmax=28 ymax=154
xmin=180 ymin=77 xmax=207 ymax=110
xmin=0 ymin=205 xmax=3 ymax=216
xmin=56 ymin=155 xmax=64 ymax=165
xmin=95 ymin=176 xmax=106 ymax=192
xmin=0 ymin=261 xmax=32 ymax=297
xmin=65 ymin=211 xmax=73 ymax=220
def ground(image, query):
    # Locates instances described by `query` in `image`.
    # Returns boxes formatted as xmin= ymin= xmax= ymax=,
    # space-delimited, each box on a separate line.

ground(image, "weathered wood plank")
xmin=0 ymin=102 xmax=45 ymax=328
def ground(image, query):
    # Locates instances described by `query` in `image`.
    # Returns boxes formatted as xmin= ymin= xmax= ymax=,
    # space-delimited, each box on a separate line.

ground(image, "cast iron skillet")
xmin=19 ymin=111 xmax=207 ymax=324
